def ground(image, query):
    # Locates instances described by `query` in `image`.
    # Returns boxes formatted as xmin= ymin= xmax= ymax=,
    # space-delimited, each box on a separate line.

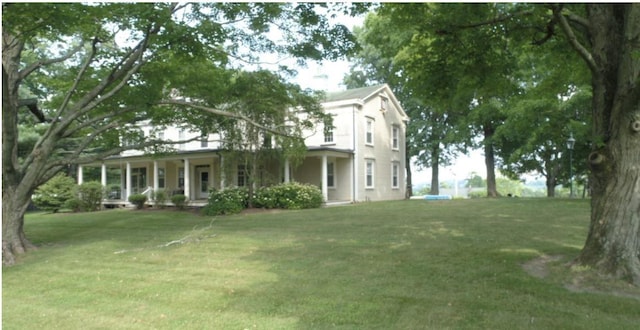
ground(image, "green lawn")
xmin=3 ymin=199 xmax=639 ymax=329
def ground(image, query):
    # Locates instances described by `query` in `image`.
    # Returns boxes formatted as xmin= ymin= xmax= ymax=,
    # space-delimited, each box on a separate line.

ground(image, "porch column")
xmin=220 ymin=155 xmax=225 ymax=190
xmin=77 ymin=165 xmax=84 ymax=185
xmin=210 ymin=158 xmax=215 ymax=190
xmin=101 ymin=164 xmax=107 ymax=187
xmin=153 ymin=161 xmax=159 ymax=192
xmin=125 ymin=162 xmax=132 ymax=201
xmin=184 ymin=158 xmax=190 ymax=199
xmin=284 ymin=158 xmax=290 ymax=183
xmin=321 ymin=155 xmax=328 ymax=202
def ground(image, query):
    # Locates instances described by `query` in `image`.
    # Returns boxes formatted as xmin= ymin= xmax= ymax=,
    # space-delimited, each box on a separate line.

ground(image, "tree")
xmin=217 ymin=70 xmax=326 ymax=207
xmin=496 ymin=35 xmax=592 ymax=197
xmin=556 ymin=4 xmax=640 ymax=285
xmin=358 ymin=3 xmax=522 ymax=198
xmin=346 ymin=9 xmax=465 ymax=197
xmin=368 ymin=3 xmax=640 ymax=284
xmin=2 ymin=3 xmax=360 ymax=265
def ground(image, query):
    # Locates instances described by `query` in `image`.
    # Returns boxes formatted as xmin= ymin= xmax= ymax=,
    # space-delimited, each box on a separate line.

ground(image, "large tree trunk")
xmin=483 ymin=126 xmax=499 ymax=197
xmin=429 ymin=146 xmax=440 ymax=195
xmin=564 ymin=4 xmax=640 ymax=285
xmin=2 ymin=186 xmax=36 ymax=265
xmin=405 ymin=141 xmax=413 ymax=199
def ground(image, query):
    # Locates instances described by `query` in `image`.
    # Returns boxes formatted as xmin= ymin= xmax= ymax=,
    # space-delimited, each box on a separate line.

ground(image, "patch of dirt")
xmin=239 ymin=208 xmax=285 ymax=215
xmin=522 ymin=255 xmax=640 ymax=301
xmin=522 ymin=254 xmax=563 ymax=279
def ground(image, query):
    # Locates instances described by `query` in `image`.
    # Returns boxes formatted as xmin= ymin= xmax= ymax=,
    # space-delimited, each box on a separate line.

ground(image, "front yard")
xmin=3 ymin=199 xmax=638 ymax=329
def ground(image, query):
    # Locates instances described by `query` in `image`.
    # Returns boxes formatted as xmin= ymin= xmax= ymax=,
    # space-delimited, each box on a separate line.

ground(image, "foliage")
xmin=153 ymin=189 xmax=168 ymax=209
xmin=255 ymin=182 xmax=324 ymax=210
xmin=171 ymin=194 xmax=187 ymax=210
xmin=203 ymin=187 xmax=249 ymax=216
xmin=31 ymin=174 xmax=77 ymax=213
xmin=62 ymin=198 xmax=83 ymax=213
xmin=128 ymin=194 xmax=148 ymax=210
xmin=2 ymin=2 xmax=363 ymax=264
xmin=77 ymin=181 xmax=104 ymax=212
xmin=204 ymin=183 xmax=324 ymax=216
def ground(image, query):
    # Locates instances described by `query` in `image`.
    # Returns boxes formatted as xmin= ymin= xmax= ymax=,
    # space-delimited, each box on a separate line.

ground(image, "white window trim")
xmin=323 ymin=125 xmax=334 ymax=144
xmin=365 ymin=117 xmax=374 ymax=146
xmin=391 ymin=162 xmax=400 ymax=189
xmin=391 ymin=125 xmax=400 ymax=150
xmin=365 ymin=159 xmax=375 ymax=189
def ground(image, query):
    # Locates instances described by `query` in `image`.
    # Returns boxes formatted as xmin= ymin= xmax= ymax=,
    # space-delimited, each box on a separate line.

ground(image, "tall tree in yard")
xmin=559 ymin=4 xmax=640 ymax=285
xmin=2 ymin=3 xmax=360 ymax=265
xmin=362 ymin=3 xmax=639 ymax=284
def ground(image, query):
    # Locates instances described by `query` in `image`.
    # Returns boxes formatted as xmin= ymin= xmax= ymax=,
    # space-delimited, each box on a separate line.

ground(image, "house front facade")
xmin=79 ymin=84 xmax=408 ymax=206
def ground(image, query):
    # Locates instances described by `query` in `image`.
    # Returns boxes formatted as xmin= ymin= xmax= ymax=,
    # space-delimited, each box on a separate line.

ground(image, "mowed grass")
xmin=3 ymin=199 xmax=639 ymax=329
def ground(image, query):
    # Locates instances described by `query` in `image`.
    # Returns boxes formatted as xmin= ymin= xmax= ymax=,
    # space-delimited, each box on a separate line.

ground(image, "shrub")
xmin=171 ymin=194 xmax=187 ymax=210
xmin=128 ymin=194 xmax=148 ymax=210
xmin=32 ymin=173 xmax=77 ymax=213
xmin=271 ymin=182 xmax=323 ymax=209
xmin=202 ymin=187 xmax=248 ymax=216
xmin=78 ymin=181 xmax=104 ymax=211
xmin=63 ymin=198 xmax=83 ymax=213
xmin=153 ymin=189 xmax=168 ymax=208
xmin=252 ymin=186 xmax=279 ymax=209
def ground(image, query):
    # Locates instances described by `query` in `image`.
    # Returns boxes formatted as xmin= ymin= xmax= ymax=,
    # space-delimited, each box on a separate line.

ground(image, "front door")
xmin=197 ymin=167 xmax=210 ymax=199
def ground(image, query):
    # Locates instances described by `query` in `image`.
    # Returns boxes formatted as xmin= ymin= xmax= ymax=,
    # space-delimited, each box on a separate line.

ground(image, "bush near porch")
xmin=202 ymin=182 xmax=323 ymax=216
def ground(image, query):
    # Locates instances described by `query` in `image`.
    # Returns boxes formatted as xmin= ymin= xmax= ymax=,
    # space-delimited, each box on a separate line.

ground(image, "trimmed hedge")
xmin=128 ymin=194 xmax=148 ymax=210
xmin=171 ymin=194 xmax=187 ymax=210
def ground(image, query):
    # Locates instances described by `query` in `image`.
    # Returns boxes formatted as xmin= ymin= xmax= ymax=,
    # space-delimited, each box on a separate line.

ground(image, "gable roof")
xmin=324 ymin=84 xmax=408 ymax=122
xmin=324 ymin=84 xmax=387 ymax=103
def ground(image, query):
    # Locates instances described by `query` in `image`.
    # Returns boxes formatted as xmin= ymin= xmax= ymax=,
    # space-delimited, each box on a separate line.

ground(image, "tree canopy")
xmin=2 ymin=2 xmax=364 ymax=265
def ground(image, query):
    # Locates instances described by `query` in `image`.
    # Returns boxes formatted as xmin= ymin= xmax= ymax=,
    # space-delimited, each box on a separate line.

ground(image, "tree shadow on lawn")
xmin=23 ymin=208 xmax=214 ymax=256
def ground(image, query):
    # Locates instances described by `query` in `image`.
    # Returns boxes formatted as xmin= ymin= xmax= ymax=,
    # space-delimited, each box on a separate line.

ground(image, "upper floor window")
xmin=324 ymin=125 xmax=334 ymax=143
xmin=381 ymin=97 xmax=389 ymax=111
xmin=392 ymin=125 xmax=400 ymax=150
xmin=365 ymin=117 xmax=374 ymax=146
xmin=392 ymin=162 xmax=400 ymax=189
xmin=263 ymin=134 xmax=272 ymax=148
xmin=201 ymin=136 xmax=208 ymax=148
xmin=178 ymin=130 xmax=185 ymax=150
xmin=365 ymin=159 xmax=375 ymax=189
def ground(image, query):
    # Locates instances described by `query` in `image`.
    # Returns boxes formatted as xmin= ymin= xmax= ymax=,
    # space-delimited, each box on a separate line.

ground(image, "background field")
xmin=3 ymin=199 xmax=638 ymax=329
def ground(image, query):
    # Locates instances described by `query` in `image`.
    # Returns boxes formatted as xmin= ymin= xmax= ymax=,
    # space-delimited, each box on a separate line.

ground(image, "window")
xmin=381 ymin=97 xmax=388 ymax=111
xmin=392 ymin=125 xmax=399 ymax=150
xmin=263 ymin=134 xmax=272 ymax=148
xmin=324 ymin=122 xmax=334 ymax=143
xmin=392 ymin=162 xmax=400 ymax=189
xmin=201 ymin=135 xmax=208 ymax=148
xmin=365 ymin=160 xmax=374 ymax=188
xmin=130 ymin=167 xmax=147 ymax=194
xmin=158 ymin=168 xmax=165 ymax=188
xmin=327 ymin=162 xmax=335 ymax=188
xmin=365 ymin=118 xmax=374 ymax=145
xmin=178 ymin=168 xmax=184 ymax=188
xmin=237 ymin=165 xmax=246 ymax=187
xmin=158 ymin=131 xmax=165 ymax=141
xmin=178 ymin=130 xmax=185 ymax=150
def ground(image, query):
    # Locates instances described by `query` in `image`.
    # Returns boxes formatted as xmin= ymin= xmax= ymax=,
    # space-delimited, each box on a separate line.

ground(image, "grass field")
xmin=3 ymin=198 xmax=639 ymax=329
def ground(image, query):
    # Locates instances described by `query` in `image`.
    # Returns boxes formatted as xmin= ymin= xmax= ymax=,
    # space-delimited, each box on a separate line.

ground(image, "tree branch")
xmin=438 ymin=9 xmax=535 ymax=33
xmin=157 ymin=99 xmax=292 ymax=137
xmin=553 ymin=6 xmax=598 ymax=74
xmin=18 ymin=42 xmax=84 ymax=81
